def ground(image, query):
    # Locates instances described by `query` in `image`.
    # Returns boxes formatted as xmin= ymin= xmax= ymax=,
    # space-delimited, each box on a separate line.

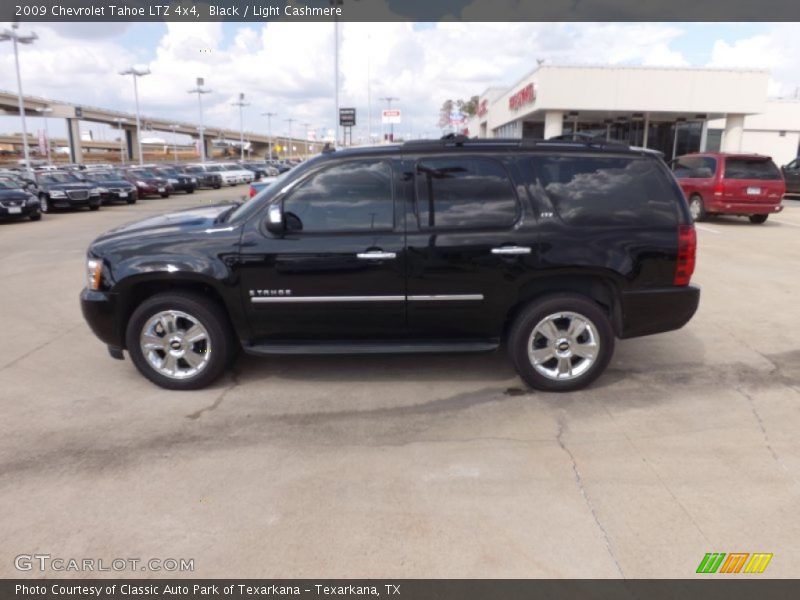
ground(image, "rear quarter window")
xmin=723 ymin=158 xmax=782 ymax=180
xmin=530 ymin=155 xmax=681 ymax=227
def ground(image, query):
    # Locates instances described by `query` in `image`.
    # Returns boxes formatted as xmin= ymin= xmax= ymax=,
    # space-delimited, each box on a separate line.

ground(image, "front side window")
xmin=282 ymin=160 xmax=394 ymax=233
xmin=530 ymin=155 xmax=680 ymax=227
xmin=415 ymin=157 xmax=519 ymax=230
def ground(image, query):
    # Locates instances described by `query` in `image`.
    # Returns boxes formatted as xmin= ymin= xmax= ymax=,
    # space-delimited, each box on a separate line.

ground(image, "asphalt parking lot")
xmin=1 ymin=189 xmax=799 ymax=578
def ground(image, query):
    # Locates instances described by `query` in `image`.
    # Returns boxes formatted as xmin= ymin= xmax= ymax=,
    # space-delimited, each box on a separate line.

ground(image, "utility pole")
xmin=113 ymin=117 xmax=127 ymax=164
xmin=169 ymin=124 xmax=179 ymax=162
xmin=119 ymin=66 xmax=150 ymax=166
xmin=301 ymin=122 xmax=311 ymax=157
xmin=285 ymin=118 xmax=296 ymax=161
xmin=188 ymin=77 xmax=211 ymax=162
xmin=330 ymin=0 xmax=343 ymax=146
xmin=231 ymin=93 xmax=250 ymax=161
xmin=2 ymin=24 xmax=38 ymax=172
xmin=36 ymin=107 xmax=53 ymax=165
xmin=262 ymin=112 xmax=277 ymax=159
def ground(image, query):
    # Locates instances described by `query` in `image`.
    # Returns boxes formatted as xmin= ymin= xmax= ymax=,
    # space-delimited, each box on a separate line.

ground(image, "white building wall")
xmin=738 ymin=131 xmax=800 ymax=166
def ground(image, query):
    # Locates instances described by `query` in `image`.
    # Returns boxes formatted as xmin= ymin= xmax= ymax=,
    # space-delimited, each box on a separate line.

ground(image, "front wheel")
xmin=508 ymin=294 xmax=614 ymax=392
xmin=89 ymin=204 xmax=100 ymax=211
xmin=29 ymin=211 xmax=41 ymax=221
xmin=749 ymin=214 xmax=768 ymax=224
xmin=39 ymin=194 xmax=49 ymax=213
xmin=125 ymin=292 xmax=234 ymax=390
xmin=160 ymin=192 xmax=170 ymax=198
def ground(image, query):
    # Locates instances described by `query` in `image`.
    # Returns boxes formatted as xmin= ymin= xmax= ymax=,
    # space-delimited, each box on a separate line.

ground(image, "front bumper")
xmin=619 ymin=285 xmax=700 ymax=339
xmin=0 ymin=203 xmax=38 ymax=218
xmin=80 ymin=288 xmax=123 ymax=348
xmin=49 ymin=194 xmax=100 ymax=208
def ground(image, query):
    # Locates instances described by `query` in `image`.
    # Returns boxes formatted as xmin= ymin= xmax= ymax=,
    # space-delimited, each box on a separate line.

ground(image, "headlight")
xmin=86 ymin=258 xmax=103 ymax=291
xmin=50 ymin=190 xmax=66 ymax=198
xmin=136 ymin=180 xmax=147 ymax=187
xmin=169 ymin=178 xmax=178 ymax=184
xmin=93 ymin=187 xmax=108 ymax=194
xmin=191 ymin=177 xmax=197 ymax=183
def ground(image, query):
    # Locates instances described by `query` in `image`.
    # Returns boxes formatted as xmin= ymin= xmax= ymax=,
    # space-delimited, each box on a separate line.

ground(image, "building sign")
xmin=477 ymin=99 xmax=488 ymax=118
xmin=508 ymin=83 xmax=535 ymax=111
xmin=449 ymin=111 xmax=465 ymax=126
xmin=382 ymin=109 xmax=401 ymax=124
xmin=339 ymin=107 xmax=356 ymax=127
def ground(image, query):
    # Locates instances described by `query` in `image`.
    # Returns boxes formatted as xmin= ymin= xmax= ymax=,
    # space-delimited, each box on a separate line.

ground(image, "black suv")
xmin=80 ymin=138 xmax=699 ymax=391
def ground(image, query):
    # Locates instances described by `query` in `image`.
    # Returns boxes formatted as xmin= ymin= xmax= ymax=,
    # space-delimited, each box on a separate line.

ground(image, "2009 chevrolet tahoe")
xmin=81 ymin=137 xmax=699 ymax=392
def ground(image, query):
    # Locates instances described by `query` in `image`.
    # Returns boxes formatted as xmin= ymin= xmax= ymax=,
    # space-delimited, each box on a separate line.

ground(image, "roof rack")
xmin=401 ymin=136 xmax=632 ymax=151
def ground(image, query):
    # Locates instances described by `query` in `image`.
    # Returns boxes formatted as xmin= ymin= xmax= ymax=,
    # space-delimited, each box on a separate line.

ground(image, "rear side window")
xmin=672 ymin=156 xmax=716 ymax=179
xmin=724 ymin=158 xmax=781 ymax=180
xmin=530 ymin=155 xmax=680 ymax=227
xmin=415 ymin=157 xmax=519 ymax=230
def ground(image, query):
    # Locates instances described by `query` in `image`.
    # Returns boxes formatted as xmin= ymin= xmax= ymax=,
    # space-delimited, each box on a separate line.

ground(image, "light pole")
xmin=380 ymin=96 xmax=398 ymax=142
xmin=231 ymin=93 xmax=250 ymax=162
xmin=119 ymin=66 xmax=150 ymax=166
xmin=330 ymin=0 xmax=343 ymax=146
xmin=188 ymin=77 xmax=211 ymax=162
xmin=285 ymin=118 xmax=296 ymax=161
xmin=169 ymin=124 xmax=179 ymax=162
xmin=301 ymin=122 xmax=311 ymax=157
xmin=35 ymin=107 xmax=53 ymax=165
xmin=1 ymin=24 xmax=38 ymax=172
xmin=113 ymin=117 xmax=127 ymax=164
xmin=262 ymin=112 xmax=277 ymax=160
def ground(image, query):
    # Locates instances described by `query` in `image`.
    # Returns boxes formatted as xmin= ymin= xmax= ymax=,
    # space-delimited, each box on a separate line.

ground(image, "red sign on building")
xmin=477 ymin=99 xmax=488 ymax=118
xmin=508 ymin=83 xmax=535 ymax=111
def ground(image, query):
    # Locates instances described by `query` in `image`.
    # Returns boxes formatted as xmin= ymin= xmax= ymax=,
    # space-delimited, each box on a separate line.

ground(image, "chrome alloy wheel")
xmin=689 ymin=197 xmax=702 ymax=221
xmin=140 ymin=310 xmax=211 ymax=380
xmin=527 ymin=311 xmax=600 ymax=381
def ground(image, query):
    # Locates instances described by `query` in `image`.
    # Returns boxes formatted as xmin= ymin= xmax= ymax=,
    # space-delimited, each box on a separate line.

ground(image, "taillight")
xmin=248 ymin=185 xmax=256 ymax=198
xmin=713 ymin=181 xmax=724 ymax=196
xmin=674 ymin=224 xmax=697 ymax=286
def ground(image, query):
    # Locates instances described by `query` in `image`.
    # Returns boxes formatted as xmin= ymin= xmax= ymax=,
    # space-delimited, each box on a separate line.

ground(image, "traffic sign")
xmin=382 ymin=109 xmax=401 ymax=124
xmin=339 ymin=107 xmax=356 ymax=127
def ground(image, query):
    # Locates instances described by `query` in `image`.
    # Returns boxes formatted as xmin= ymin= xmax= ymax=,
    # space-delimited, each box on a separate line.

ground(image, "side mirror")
xmin=265 ymin=203 xmax=285 ymax=234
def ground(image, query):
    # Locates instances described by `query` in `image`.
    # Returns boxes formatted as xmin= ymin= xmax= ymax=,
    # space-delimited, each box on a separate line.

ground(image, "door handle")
xmin=357 ymin=250 xmax=397 ymax=260
xmin=491 ymin=246 xmax=531 ymax=255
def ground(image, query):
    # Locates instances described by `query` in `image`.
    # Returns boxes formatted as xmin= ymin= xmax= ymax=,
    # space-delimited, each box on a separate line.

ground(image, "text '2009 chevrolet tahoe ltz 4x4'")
xmin=80 ymin=137 xmax=699 ymax=392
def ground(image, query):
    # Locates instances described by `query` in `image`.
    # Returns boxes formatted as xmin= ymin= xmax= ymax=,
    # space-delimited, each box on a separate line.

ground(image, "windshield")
xmin=40 ymin=172 xmax=79 ymax=184
xmin=228 ymin=167 xmax=298 ymax=224
xmin=91 ymin=171 xmax=125 ymax=182
xmin=156 ymin=168 xmax=179 ymax=176
xmin=0 ymin=178 xmax=21 ymax=190
xmin=130 ymin=169 xmax=158 ymax=179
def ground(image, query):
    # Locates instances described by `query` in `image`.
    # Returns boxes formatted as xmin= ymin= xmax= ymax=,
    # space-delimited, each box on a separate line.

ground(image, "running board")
xmin=243 ymin=339 xmax=500 ymax=356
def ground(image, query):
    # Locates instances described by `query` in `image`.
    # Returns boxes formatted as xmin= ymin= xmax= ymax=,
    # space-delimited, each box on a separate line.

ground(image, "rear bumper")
xmin=619 ymin=285 xmax=700 ymax=339
xmin=80 ymin=288 xmax=123 ymax=348
xmin=708 ymin=200 xmax=783 ymax=215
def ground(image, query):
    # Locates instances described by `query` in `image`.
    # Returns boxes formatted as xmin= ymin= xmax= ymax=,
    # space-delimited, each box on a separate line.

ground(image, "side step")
xmin=243 ymin=339 xmax=500 ymax=356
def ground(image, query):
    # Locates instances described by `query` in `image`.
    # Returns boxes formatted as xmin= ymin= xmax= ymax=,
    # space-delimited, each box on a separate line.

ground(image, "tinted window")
xmin=282 ymin=161 xmax=394 ymax=232
xmin=724 ymin=158 xmax=781 ymax=180
xmin=530 ymin=155 xmax=679 ymax=227
xmin=415 ymin=157 xmax=518 ymax=229
xmin=673 ymin=156 xmax=716 ymax=179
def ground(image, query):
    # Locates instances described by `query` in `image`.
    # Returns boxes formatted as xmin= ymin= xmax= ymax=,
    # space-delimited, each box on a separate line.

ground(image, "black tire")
xmin=126 ymin=197 xmax=137 ymax=204
xmin=160 ymin=192 xmax=170 ymax=198
xmin=29 ymin=211 xmax=41 ymax=221
xmin=508 ymin=294 xmax=615 ymax=392
xmin=39 ymin=194 xmax=49 ymax=213
xmin=749 ymin=214 xmax=768 ymax=224
xmin=688 ymin=194 xmax=706 ymax=222
xmin=89 ymin=204 xmax=100 ymax=211
xmin=187 ymin=186 xmax=195 ymax=194
xmin=213 ymin=183 xmax=221 ymax=190
xmin=126 ymin=291 xmax=234 ymax=390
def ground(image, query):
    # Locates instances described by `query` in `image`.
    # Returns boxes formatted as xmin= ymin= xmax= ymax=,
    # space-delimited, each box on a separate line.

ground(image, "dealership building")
xmin=465 ymin=65 xmax=800 ymax=165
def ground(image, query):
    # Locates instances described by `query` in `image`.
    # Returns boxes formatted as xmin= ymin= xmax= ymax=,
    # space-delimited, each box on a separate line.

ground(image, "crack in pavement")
xmin=555 ymin=418 xmax=625 ymax=577
xmin=0 ymin=323 xmax=84 ymax=373
xmin=186 ymin=370 xmax=241 ymax=420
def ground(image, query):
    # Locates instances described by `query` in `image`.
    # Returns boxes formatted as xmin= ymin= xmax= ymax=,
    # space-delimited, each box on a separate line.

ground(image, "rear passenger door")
xmin=404 ymin=155 xmax=537 ymax=339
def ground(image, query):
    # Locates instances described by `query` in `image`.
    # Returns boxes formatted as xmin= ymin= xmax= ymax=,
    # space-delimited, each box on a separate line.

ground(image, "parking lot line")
xmin=695 ymin=224 xmax=721 ymax=234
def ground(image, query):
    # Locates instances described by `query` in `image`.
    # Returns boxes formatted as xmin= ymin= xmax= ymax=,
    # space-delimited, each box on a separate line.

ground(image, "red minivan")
xmin=672 ymin=152 xmax=785 ymax=224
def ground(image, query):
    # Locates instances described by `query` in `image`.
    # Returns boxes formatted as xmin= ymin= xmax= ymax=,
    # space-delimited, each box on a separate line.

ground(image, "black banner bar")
xmin=3 ymin=580 xmax=800 ymax=600
xmin=4 ymin=0 xmax=800 ymax=23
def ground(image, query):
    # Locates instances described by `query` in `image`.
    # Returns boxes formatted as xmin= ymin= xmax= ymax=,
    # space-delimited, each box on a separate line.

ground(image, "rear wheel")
xmin=187 ymin=186 xmax=195 ymax=194
xmin=39 ymin=194 xmax=49 ymax=213
xmin=749 ymin=214 xmax=768 ymax=224
xmin=508 ymin=294 xmax=614 ymax=392
xmin=688 ymin=194 xmax=706 ymax=222
xmin=126 ymin=196 xmax=137 ymax=204
xmin=89 ymin=203 xmax=100 ymax=211
xmin=126 ymin=292 xmax=234 ymax=390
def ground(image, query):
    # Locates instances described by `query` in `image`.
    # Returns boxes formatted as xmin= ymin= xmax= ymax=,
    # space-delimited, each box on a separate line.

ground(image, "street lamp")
xmin=262 ymin=112 xmax=277 ymax=160
xmin=285 ymin=118 xmax=296 ymax=161
xmin=169 ymin=124 xmax=179 ymax=162
xmin=119 ymin=65 xmax=150 ymax=166
xmin=112 ymin=117 xmax=127 ymax=164
xmin=301 ymin=122 xmax=311 ymax=157
xmin=35 ymin=107 xmax=53 ymax=165
xmin=380 ymin=96 xmax=399 ymax=142
xmin=188 ymin=77 xmax=211 ymax=162
xmin=1 ymin=24 xmax=38 ymax=172
xmin=330 ymin=0 xmax=343 ymax=147
xmin=231 ymin=93 xmax=250 ymax=162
